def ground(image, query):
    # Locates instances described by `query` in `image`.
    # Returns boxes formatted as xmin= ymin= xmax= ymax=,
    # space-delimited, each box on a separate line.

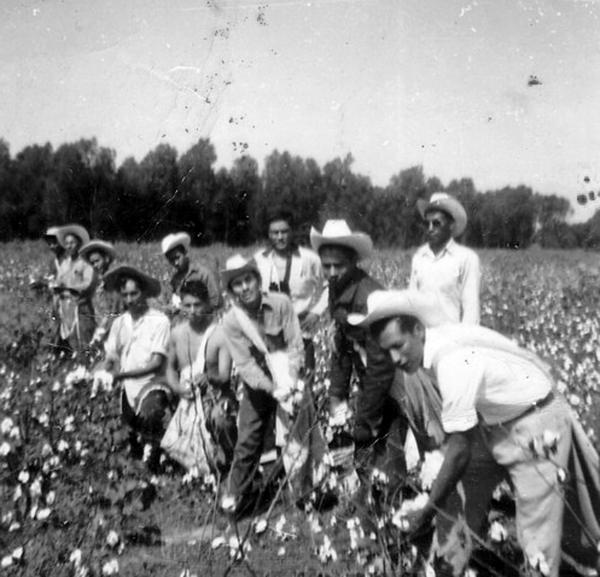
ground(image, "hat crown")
xmin=224 ymin=254 xmax=250 ymax=271
xmin=161 ymin=232 xmax=190 ymax=254
xmin=429 ymin=192 xmax=451 ymax=204
xmin=321 ymin=219 xmax=354 ymax=238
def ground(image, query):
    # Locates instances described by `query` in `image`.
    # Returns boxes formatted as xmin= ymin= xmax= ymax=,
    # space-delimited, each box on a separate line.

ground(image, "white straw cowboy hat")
xmin=80 ymin=240 xmax=117 ymax=264
xmin=161 ymin=232 xmax=191 ymax=255
xmin=43 ymin=226 xmax=61 ymax=239
xmin=103 ymin=264 xmax=162 ymax=298
xmin=220 ymin=254 xmax=261 ymax=290
xmin=416 ymin=192 xmax=467 ymax=237
xmin=309 ymin=219 xmax=373 ymax=260
xmin=347 ymin=289 xmax=452 ymax=329
xmin=56 ymin=224 xmax=90 ymax=248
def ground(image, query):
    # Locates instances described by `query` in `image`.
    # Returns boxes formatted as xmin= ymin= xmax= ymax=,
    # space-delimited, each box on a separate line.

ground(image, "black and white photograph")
xmin=1 ymin=1 xmax=600 ymax=575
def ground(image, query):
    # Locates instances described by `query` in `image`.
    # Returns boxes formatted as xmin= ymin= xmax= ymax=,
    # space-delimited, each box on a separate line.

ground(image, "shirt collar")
xmin=261 ymin=245 xmax=300 ymax=258
xmin=424 ymin=237 xmax=456 ymax=258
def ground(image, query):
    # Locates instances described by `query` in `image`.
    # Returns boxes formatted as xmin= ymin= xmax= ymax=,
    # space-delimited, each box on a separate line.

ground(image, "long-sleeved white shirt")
xmin=254 ymin=246 xmax=328 ymax=335
xmin=409 ymin=238 xmax=481 ymax=324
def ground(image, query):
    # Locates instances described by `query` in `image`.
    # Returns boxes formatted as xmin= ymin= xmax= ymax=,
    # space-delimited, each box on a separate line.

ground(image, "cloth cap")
xmin=416 ymin=192 xmax=467 ymax=237
xmin=309 ymin=219 xmax=373 ymax=260
xmin=43 ymin=226 xmax=61 ymax=239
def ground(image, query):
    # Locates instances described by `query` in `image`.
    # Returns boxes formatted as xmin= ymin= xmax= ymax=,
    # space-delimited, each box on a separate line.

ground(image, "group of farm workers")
xmin=37 ymin=193 xmax=600 ymax=576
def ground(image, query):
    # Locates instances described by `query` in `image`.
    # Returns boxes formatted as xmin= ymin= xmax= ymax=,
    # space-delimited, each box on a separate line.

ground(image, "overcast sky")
xmin=2 ymin=0 xmax=600 ymax=221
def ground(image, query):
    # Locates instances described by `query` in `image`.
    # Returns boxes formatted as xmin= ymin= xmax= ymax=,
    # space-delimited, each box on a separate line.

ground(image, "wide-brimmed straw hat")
xmin=56 ymin=224 xmax=90 ymax=248
xmin=309 ymin=219 xmax=373 ymax=260
xmin=416 ymin=192 xmax=467 ymax=237
xmin=80 ymin=240 xmax=117 ymax=264
xmin=220 ymin=254 xmax=261 ymax=290
xmin=161 ymin=232 xmax=191 ymax=255
xmin=103 ymin=264 xmax=161 ymax=298
xmin=347 ymin=289 xmax=451 ymax=329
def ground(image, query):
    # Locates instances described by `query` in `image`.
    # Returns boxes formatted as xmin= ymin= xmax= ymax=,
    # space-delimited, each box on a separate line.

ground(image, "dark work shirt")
xmin=328 ymin=267 xmax=396 ymax=443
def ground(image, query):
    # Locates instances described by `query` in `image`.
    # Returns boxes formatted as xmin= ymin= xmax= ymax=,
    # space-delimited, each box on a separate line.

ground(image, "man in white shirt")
xmin=411 ymin=193 xmax=480 ymax=324
xmin=349 ymin=290 xmax=600 ymax=577
xmin=254 ymin=210 xmax=327 ymax=371
xmin=95 ymin=265 xmax=172 ymax=471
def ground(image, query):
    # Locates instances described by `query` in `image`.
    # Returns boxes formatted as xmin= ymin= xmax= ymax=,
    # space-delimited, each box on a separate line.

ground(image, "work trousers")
xmin=227 ymin=384 xmax=277 ymax=499
xmin=436 ymin=396 xmax=572 ymax=577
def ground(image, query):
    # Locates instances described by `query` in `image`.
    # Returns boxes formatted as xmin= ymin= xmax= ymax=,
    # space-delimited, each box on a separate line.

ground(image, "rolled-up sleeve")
xmin=149 ymin=315 xmax=171 ymax=357
xmin=222 ymin=312 xmax=274 ymax=392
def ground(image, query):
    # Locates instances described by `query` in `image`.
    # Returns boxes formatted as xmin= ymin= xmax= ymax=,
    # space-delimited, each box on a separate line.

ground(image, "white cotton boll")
xmin=30 ymin=477 xmax=43 ymax=498
xmin=106 ymin=530 xmax=120 ymax=547
xmin=0 ymin=417 xmax=13 ymax=434
xmin=420 ymin=450 xmax=444 ymax=490
xmin=277 ymin=546 xmax=285 ymax=556
xmin=489 ymin=520 xmax=507 ymax=542
xmin=1 ymin=555 xmax=13 ymax=568
xmin=36 ymin=508 xmax=51 ymax=521
xmin=0 ymin=441 xmax=11 ymax=456
xmin=102 ymin=558 xmax=119 ymax=575
xmin=527 ymin=549 xmax=550 ymax=576
xmin=211 ymin=536 xmax=226 ymax=550
xmin=12 ymin=547 xmax=23 ymax=560
xmin=254 ymin=519 xmax=267 ymax=535
xmin=57 ymin=439 xmax=69 ymax=453
xmin=18 ymin=470 xmax=29 ymax=484
xmin=69 ymin=549 xmax=82 ymax=565
xmin=9 ymin=426 xmax=20 ymax=440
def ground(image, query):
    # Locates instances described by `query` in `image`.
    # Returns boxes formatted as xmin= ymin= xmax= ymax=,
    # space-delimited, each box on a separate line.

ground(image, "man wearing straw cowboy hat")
xmin=218 ymin=254 xmax=306 ymax=515
xmin=349 ymin=289 xmax=600 ymax=577
xmin=54 ymin=224 xmax=96 ymax=354
xmin=310 ymin=219 xmax=405 ymax=486
xmin=79 ymin=240 xmax=121 ymax=346
xmin=412 ymin=192 xmax=481 ymax=324
xmin=94 ymin=265 xmax=172 ymax=471
xmin=161 ymin=231 xmax=222 ymax=311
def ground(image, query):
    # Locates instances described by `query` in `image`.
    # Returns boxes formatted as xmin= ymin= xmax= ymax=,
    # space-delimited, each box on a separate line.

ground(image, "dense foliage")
xmin=0 ymin=136 xmax=588 ymax=248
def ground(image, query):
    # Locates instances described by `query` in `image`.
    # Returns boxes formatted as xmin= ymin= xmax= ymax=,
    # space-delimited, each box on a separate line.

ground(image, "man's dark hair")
xmin=318 ymin=244 xmax=358 ymax=263
xmin=180 ymin=279 xmax=210 ymax=303
xmin=266 ymin=208 xmax=294 ymax=229
xmin=369 ymin=314 xmax=420 ymax=340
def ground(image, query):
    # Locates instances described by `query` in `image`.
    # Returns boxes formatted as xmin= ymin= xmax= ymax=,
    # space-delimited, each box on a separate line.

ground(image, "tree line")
xmin=0 ymin=136 xmax=596 ymax=249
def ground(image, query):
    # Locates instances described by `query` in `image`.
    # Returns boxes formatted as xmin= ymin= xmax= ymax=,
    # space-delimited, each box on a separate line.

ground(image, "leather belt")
xmin=488 ymin=391 xmax=555 ymax=428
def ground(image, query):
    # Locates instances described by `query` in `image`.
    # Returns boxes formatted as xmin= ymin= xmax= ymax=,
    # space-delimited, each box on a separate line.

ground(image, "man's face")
xmin=88 ymin=251 xmax=108 ymax=274
xmin=319 ymin=246 xmax=355 ymax=284
xmin=425 ymin=210 xmax=453 ymax=251
xmin=268 ymin=219 xmax=292 ymax=253
xmin=166 ymin=247 xmax=188 ymax=272
xmin=230 ymin=272 xmax=261 ymax=309
xmin=64 ymin=234 xmax=80 ymax=258
xmin=376 ymin=318 xmax=425 ymax=374
xmin=181 ymin=293 xmax=211 ymax=322
xmin=121 ymin=279 xmax=145 ymax=314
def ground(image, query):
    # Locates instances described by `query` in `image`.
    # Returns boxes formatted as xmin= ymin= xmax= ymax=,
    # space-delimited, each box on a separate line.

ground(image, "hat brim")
xmin=309 ymin=229 xmax=373 ymax=260
xmin=221 ymin=262 xmax=261 ymax=290
xmin=347 ymin=290 xmax=450 ymax=329
xmin=103 ymin=265 xmax=161 ymax=298
xmin=416 ymin=198 xmax=467 ymax=237
xmin=56 ymin=225 xmax=90 ymax=248
xmin=80 ymin=240 xmax=116 ymax=262
xmin=162 ymin=233 xmax=191 ymax=255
